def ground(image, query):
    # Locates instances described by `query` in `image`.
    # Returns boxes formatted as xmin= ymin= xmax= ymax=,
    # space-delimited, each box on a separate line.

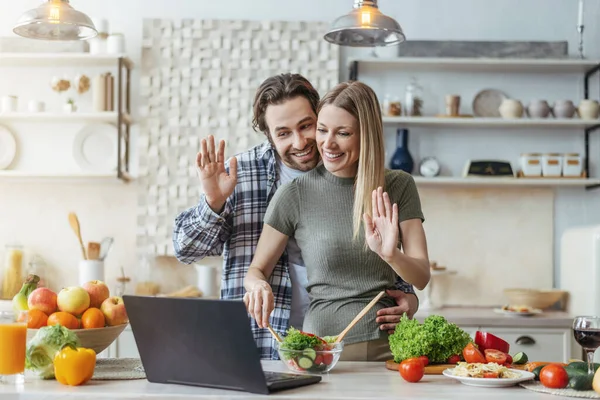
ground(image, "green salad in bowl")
xmin=275 ymin=328 xmax=343 ymax=374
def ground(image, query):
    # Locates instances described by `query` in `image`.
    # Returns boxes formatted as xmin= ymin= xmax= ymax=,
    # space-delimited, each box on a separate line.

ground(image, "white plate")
xmin=443 ymin=368 xmax=534 ymax=388
xmin=73 ymin=123 xmax=118 ymax=171
xmin=493 ymin=308 xmax=542 ymax=317
xmin=472 ymin=89 xmax=508 ymax=117
xmin=0 ymin=126 xmax=16 ymax=170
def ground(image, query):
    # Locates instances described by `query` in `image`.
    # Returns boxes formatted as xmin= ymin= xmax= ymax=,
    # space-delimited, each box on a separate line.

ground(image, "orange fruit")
xmin=26 ymin=309 xmax=48 ymax=329
xmin=47 ymin=311 xmax=79 ymax=330
xmin=80 ymin=307 xmax=105 ymax=329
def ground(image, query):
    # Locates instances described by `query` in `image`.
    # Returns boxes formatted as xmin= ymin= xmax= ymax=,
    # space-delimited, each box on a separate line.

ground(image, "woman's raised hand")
xmin=363 ymin=186 xmax=399 ymax=262
xmin=243 ymin=282 xmax=275 ymax=328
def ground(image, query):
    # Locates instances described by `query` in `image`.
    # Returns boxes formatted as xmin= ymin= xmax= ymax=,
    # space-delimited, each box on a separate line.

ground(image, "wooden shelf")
xmin=0 ymin=112 xmax=131 ymax=124
xmin=0 ymin=170 xmax=132 ymax=182
xmin=0 ymin=53 xmax=133 ymax=68
xmin=382 ymin=116 xmax=599 ymax=129
xmin=413 ymin=176 xmax=600 ymax=187
xmin=349 ymin=57 xmax=600 ymax=73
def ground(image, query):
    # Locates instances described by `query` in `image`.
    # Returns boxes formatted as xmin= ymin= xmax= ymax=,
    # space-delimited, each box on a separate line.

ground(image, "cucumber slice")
xmin=297 ymin=356 xmax=314 ymax=370
xmin=512 ymin=352 xmax=528 ymax=365
xmin=302 ymin=348 xmax=317 ymax=360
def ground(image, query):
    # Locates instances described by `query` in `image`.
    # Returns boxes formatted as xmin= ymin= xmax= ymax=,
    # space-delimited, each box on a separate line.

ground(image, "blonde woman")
xmin=244 ymin=81 xmax=431 ymax=361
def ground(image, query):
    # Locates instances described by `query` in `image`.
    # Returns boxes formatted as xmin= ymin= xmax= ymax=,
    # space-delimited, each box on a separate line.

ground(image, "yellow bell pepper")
xmin=53 ymin=346 xmax=96 ymax=386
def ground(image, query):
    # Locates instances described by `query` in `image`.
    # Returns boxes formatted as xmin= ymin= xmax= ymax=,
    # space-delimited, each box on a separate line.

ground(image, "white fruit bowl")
xmin=27 ymin=323 xmax=128 ymax=354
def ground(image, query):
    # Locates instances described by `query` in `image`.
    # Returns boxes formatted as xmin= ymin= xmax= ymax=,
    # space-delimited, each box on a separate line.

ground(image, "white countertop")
xmin=414 ymin=306 xmax=574 ymax=328
xmin=0 ymin=361 xmax=553 ymax=399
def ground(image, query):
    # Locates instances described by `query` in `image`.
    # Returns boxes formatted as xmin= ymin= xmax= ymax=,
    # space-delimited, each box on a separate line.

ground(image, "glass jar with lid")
xmin=405 ymin=77 xmax=424 ymax=117
xmin=135 ymin=254 xmax=160 ymax=296
xmin=2 ymin=244 xmax=24 ymax=299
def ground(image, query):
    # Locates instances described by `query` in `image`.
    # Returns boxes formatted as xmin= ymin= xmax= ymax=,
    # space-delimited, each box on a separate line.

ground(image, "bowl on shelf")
xmin=503 ymin=288 xmax=567 ymax=310
xmin=275 ymin=340 xmax=344 ymax=374
xmin=27 ymin=323 xmax=128 ymax=354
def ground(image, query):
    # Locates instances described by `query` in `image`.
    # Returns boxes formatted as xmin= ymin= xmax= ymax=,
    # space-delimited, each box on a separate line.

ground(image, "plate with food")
xmin=494 ymin=305 xmax=542 ymax=317
xmin=443 ymin=362 xmax=534 ymax=387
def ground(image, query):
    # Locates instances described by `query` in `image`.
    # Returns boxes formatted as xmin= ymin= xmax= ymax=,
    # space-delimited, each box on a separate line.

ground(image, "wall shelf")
xmin=413 ymin=176 xmax=600 ymax=188
xmin=0 ymin=170 xmax=132 ymax=182
xmin=382 ymin=116 xmax=600 ymax=129
xmin=348 ymin=56 xmax=600 ymax=74
xmin=0 ymin=112 xmax=132 ymax=124
xmin=0 ymin=53 xmax=134 ymax=68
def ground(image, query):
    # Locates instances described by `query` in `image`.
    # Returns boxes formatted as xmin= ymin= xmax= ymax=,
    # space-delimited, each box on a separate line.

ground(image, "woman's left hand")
xmin=363 ymin=186 xmax=399 ymax=262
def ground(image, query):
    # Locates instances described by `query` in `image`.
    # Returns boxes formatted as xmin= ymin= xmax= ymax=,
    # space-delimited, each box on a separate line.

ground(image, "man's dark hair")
xmin=252 ymin=73 xmax=320 ymax=136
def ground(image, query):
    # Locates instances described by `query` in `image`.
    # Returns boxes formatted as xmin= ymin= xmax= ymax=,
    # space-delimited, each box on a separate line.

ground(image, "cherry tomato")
xmin=322 ymin=353 xmax=334 ymax=365
xmin=418 ymin=355 xmax=429 ymax=367
xmin=539 ymin=364 xmax=569 ymax=389
xmin=505 ymin=354 xmax=513 ymax=365
xmin=484 ymin=349 xmax=507 ymax=364
xmin=483 ymin=372 xmax=499 ymax=378
xmin=463 ymin=343 xmax=486 ymax=364
xmin=399 ymin=358 xmax=425 ymax=383
xmin=447 ymin=355 xmax=461 ymax=364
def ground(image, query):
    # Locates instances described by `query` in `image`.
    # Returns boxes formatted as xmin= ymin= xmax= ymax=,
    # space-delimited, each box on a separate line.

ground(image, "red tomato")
xmin=314 ymin=355 xmax=323 ymax=365
xmin=322 ymin=353 xmax=334 ymax=365
xmin=484 ymin=349 xmax=507 ymax=364
xmin=463 ymin=343 xmax=486 ymax=364
xmin=505 ymin=354 xmax=513 ymax=365
xmin=447 ymin=355 xmax=461 ymax=364
xmin=399 ymin=358 xmax=424 ymax=383
xmin=418 ymin=355 xmax=429 ymax=367
xmin=483 ymin=372 xmax=499 ymax=378
xmin=540 ymin=364 xmax=569 ymax=389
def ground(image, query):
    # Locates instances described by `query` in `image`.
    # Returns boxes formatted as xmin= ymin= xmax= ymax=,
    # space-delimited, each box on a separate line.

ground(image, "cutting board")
xmin=385 ymin=360 xmax=527 ymax=375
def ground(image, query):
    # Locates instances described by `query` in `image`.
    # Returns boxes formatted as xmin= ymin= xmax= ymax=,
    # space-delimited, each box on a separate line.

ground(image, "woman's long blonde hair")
xmin=317 ymin=81 xmax=386 ymax=240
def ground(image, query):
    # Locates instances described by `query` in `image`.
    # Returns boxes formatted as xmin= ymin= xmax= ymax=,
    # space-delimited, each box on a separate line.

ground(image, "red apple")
xmin=57 ymin=287 xmax=90 ymax=316
xmin=82 ymin=280 xmax=110 ymax=309
xmin=28 ymin=287 xmax=57 ymax=315
xmin=100 ymin=296 xmax=128 ymax=326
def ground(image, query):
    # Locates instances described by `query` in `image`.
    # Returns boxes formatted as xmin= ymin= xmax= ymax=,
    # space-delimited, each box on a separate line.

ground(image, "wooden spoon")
xmin=335 ymin=290 xmax=386 ymax=343
xmin=267 ymin=323 xmax=282 ymax=343
xmin=68 ymin=212 xmax=87 ymax=260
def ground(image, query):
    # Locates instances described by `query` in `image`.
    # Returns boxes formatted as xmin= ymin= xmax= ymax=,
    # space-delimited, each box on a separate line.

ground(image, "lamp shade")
xmin=324 ymin=0 xmax=405 ymax=47
xmin=13 ymin=0 xmax=97 ymax=41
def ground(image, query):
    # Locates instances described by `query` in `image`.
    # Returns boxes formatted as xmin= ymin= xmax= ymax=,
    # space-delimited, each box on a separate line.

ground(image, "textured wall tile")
xmin=139 ymin=18 xmax=339 ymax=257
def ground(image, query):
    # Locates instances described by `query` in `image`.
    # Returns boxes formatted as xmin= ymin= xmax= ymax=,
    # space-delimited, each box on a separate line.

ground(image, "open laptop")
xmin=123 ymin=295 xmax=322 ymax=395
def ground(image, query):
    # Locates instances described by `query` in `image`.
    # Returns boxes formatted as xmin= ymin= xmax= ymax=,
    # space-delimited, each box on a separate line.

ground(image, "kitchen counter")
xmin=414 ymin=306 xmax=575 ymax=328
xmin=0 ymin=361 xmax=553 ymax=400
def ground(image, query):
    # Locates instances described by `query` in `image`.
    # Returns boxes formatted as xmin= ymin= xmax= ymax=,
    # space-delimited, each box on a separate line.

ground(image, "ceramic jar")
xmin=563 ymin=153 xmax=582 ymax=177
xmin=553 ymin=100 xmax=576 ymax=118
xmin=499 ymin=99 xmax=523 ymax=119
xmin=578 ymin=100 xmax=600 ymax=120
xmin=527 ymin=100 xmax=551 ymax=118
xmin=520 ymin=153 xmax=543 ymax=177
xmin=542 ymin=153 xmax=563 ymax=177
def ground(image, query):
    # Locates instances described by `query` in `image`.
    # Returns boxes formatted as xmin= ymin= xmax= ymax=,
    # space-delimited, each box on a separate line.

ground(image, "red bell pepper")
xmin=474 ymin=331 xmax=510 ymax=353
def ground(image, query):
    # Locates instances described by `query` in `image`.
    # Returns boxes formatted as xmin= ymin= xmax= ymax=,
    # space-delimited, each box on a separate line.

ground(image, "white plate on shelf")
xmin=493 ymin=308 xmax=542 ymax=317
xmin=443 ymin=368 xmax=534 ymax=388
xmin=73 ymin=123 xmax=118 ymax=172
xmin=472 ymin=89 xmax=508 ymax=117
xmin=0 ymin=126 xmax=16 ymax=170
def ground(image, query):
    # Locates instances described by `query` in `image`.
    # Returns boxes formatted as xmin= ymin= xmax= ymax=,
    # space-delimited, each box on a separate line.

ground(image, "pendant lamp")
xmin=13 ymin=0 xmax=97 ymax=41
xmin=324 ymin=0 xmax=405 ymax=47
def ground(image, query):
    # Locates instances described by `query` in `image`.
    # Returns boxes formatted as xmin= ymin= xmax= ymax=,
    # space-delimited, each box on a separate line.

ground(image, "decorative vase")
xmin=553 ymin=100 xmax=576 ymax=118
xmin=390 ymin=129 xmax=414 ymax=173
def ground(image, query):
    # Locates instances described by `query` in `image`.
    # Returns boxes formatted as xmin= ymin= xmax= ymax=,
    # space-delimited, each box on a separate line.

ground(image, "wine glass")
xmin=573 ymin=316 xmax=600 ymax=375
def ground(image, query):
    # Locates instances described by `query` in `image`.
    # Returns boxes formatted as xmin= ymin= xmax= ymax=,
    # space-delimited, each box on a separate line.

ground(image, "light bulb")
xmin=361 ymin=11 xmax=371 ymax=25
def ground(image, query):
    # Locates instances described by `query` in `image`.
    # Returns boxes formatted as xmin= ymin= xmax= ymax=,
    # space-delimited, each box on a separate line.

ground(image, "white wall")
xmin=0 ymin=0 xmax=598 ymax=297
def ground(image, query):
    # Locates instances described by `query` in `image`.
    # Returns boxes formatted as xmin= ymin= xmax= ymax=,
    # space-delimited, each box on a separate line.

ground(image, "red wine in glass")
xmin=573 ymin=316 xmax=600 ymax=375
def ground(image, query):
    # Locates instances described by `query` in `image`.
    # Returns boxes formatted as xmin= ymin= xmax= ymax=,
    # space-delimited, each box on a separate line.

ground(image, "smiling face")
xmin=265 ymin=96 xmax=320 ymax=172
xmin=316 ymin=104 xmax=361 ymax=178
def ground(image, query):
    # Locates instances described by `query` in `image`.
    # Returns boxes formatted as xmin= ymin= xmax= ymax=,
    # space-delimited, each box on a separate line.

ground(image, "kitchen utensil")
xmin=335 ymin=291 xmax=385 ymax=343
xmin=68 ymin=212 xmax=87 ymax=260
xmin=0 ymin=126 xmax=17 ymax=170
xmin=472 ymin=89 xmax=508 ymax=117
xmin=276 ymin=340 xmax=343 ymax=374
xmin=503 ymin=288 xmax=566 ymax=310
xmin=27 ymin=323 xmax=127 ymax=354
xmin=267 ymin=324 xmax=282 ymax=343
xmin=73 ymin=123 xmax=118 ymax=172
xmin=99 ymin=237 xmax=114 ymax=261
xmin=87 ymin=242 xmax=101 ymax=260
xmin=385 ymin=360 xmax=527 ymax=375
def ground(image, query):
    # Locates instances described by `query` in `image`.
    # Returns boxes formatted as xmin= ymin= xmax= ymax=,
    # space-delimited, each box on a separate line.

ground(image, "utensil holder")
xmin=79 ymin=260 xmax=104 ymax=286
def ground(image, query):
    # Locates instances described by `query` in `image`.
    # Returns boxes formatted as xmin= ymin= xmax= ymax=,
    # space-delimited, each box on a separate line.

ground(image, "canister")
xmin=542 ymin=153 xmax=563 ymax=177
xmin=520 ymin=153 xmax=542 ymax=177
xmin=563 ymin=153 xmax=582 ymax=177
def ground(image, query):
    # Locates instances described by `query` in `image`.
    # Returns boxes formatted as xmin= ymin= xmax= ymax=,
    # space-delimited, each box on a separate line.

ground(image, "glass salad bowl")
xmin=275 ymin=340 xmax=344 ymax=374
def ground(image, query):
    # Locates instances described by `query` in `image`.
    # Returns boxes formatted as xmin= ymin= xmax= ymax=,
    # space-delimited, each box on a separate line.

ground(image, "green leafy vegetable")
xmin=26 ymin=324 xmax=80 ymax=379
xmin=388 ymin=314 xmax=472 ymax=364
xmin=280 ymin=327 xmax=323 ymax=351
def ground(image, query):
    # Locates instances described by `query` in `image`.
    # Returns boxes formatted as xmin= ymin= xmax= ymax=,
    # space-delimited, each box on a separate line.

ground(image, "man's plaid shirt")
xmin=173 ymin=140 xmax=416 ymax=360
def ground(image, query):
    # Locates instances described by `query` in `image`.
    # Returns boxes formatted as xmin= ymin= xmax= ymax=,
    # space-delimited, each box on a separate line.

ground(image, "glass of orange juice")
xmin=0 ymin=310 xmax=27 ymax=385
